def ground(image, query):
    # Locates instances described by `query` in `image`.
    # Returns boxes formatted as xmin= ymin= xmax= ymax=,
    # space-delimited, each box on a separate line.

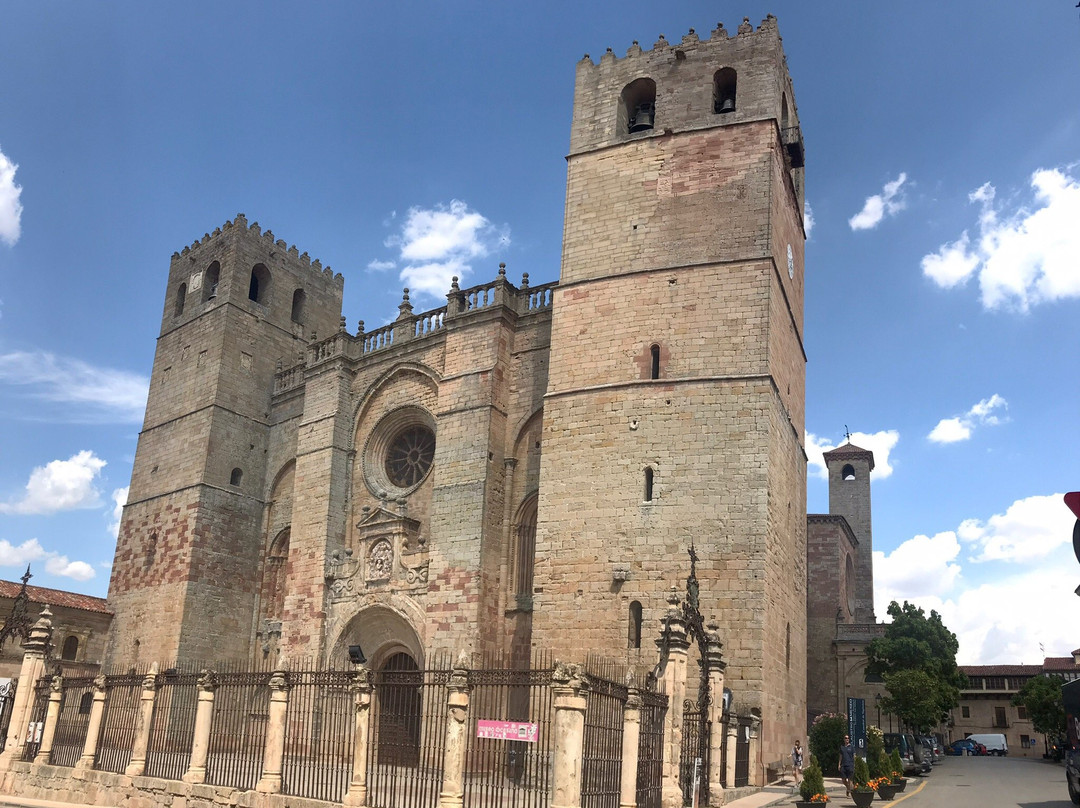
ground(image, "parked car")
xmin=919 ymin=735 xmax=941 ymax=765
xmin=966 ymin=733 xmax=1008 ymax=756
xmin=949 ymin=739 xmax=987 ymax=756
xmin=884 ymin=732 xmax=921 ymax=775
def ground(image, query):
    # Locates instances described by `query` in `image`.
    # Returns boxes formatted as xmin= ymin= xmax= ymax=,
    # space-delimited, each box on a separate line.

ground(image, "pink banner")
xmin=476 ymin=719 xmax=539 ymax=742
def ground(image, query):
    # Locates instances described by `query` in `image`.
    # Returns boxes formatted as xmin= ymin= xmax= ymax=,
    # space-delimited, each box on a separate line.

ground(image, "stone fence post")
xmin=656 ymin=589 xmax=689 ymax=808
xmin=256 ymin=671 xmax=291 ymax=793
xmin=748 ymin=714 xmax=761 ymax=787
xmin=0 ymin=606 xmax=53 ymax=769
xmin=33 ymin=674 xmax=63 ymax=764
xmin=724 ymin=713 xmax=739 ymax=789
xmin=438 ymin=653 xmax=471 ymax=808
xmin=551 ymin=662 xmax=589 ymax=808
xmin=124 ymin=662 xmax=159 ymax=777
xmin=76 ymin=675 xmax=107 ymax=769
xmin=343 ymin=666 xmax=374 ymax=808
xmin=619 ymin=688 xmax=642 ymax=808
xmin=704 ymin=622 xmax=726 ymax=799
xmin=182 ymin=670 xmax=218 ymax=784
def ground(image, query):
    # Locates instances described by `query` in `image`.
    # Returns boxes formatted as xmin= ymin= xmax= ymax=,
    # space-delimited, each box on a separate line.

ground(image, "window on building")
xmin=650 ymin=344 xmax=661 ymax=379
xmin=513 ymin=494 xmax=538 ymax=603
xmin=1020 ymin=734 xmax=1030 ymax=748
xmin=620 ymin=78 xmax=656 ymax=136
xmin=78 ymin=692 xmax=93 ymax=715
xmin=628 ymin=601 xmax=643 ymax=649
xmin=713 ymin=67 xmax=737 ymax=114
xmin=841 ymin=464 xmax=856 ymax=481
xmin=291 ymin=288 xmax=306 ymax=323
xmin=994 ymin=706 xmax=1008 ymax=728
xmin=204 ymin=261 xmax=220 ymax=302
xmin=986 ymin=677 xmax=1006 ymax=689
xmin=61 ymin=635 xmax=79 ymax=661
xmin=230 ymin=468 xmax=243 ymax=486
xmin=249 ymin=263 xmax=271 ymax=304
xmin=1017 ymin=705 xmax=1028 ymax=720
xmin=174 ymin=283 xmax=187 ymax=316
xmin=961 ymin=706 xmax=970 ymax=718
xmin=643 ymin=467 xmax=654 ymax=502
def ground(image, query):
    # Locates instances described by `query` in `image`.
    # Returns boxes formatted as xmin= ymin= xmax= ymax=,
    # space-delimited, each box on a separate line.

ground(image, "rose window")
xmin=385 ymin=426 xmax=435 ymax=488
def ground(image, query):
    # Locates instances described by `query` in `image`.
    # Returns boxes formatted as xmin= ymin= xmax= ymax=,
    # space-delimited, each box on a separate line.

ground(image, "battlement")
xmin=171 ymin=213 xmax=344 ymax=288
xmin=569 ymin=15 xmax=799 ymax=157
xmin=578 ymin=16 xmax=779 ymax=70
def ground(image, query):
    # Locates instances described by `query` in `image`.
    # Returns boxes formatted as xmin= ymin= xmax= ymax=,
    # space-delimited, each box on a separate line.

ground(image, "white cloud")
xmin=366 ymin=259 xmax=396 ymax=272
xmin=0 ymin=537 xmax=96 ymax=582
xmin=957 ymin=493 xmax=1073 ymax=564
xmin=927 ymin=394 xmax=1007 ymax=444
xmin=0 ymin=450 xmax=106 ymax=515
xmin=849 ymin=173 xmax=908 ymax=231
xmin=0 ymin=350 xmax=149 ymax=423
xmin=921 ymin=167 xmax=1080 ymax=311
xmin=108 ymin=486 xmax=128 ymax=538
xmin=0 ymin=146 xmax=23 ymax=247
xmin=806 ymin=429 xmax=900 ymax=480
xmin=803 ymin=203 xmax=815 ymax=237
xmin=874 ymin=530 xmax=963 ymax=608
xmin=384 ymin=200 xmax=509 ymax=299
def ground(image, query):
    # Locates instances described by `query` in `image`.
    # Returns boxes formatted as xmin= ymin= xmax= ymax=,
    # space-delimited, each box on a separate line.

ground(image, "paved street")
xmin=886 ymin=755 xmax=1072 ymax=808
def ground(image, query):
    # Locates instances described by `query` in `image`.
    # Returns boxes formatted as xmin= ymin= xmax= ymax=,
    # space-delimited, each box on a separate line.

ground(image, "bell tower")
xmin=532 ymin=16 xmax=807 ymax=764
xmin=106 ymin=215 xmax=343 ymax=667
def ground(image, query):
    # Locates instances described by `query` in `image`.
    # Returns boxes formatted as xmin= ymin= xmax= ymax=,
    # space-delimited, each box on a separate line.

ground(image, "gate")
xmin=20 ymin=676 xmax=50 ymax=761
xmin=48 ymin=675 xmax=96 ymax=767
xmin=679 ymin=701 xmax=710 ymax=805
xmin=734 ymin=716 xmax=751 ymax=787
xmin=0 ymin=678 xmax=15 ymax=752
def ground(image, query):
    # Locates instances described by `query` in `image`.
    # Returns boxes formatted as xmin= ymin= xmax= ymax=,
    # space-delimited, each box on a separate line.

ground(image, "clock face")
xmin=787 ymin=244 xmax=794 ymax=279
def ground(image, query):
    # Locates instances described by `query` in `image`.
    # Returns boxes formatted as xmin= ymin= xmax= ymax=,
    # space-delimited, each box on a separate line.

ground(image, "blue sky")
xmin=0 ymin=2 xmax=1077 ymax=665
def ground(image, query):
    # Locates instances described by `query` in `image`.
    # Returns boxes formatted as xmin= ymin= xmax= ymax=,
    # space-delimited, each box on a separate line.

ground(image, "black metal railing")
xmin=95 ymin=671 xmax=144 ymax=773
xmin=48 ymin=675 xmax=96 ymax=767
xmin=367 ymin=666 xmax=450 ymax=808
xmin=464 ymin=665 xmax=555 ymax=808
xmin=282 ymin=669 xmax=355 ymax=802
xmin=734 ymin=716 xmax=751 ymax=788
xmin=635 ymin=686 xmax=666 ymax=808
xmin=144 ymin=669 xmax=199 ymax=780
xmin=20 ymin=676 xmax=50 ymax=762
xmin=679 ymin=701 xmax=711 ymax=805
xmin=0 ymin=677 xmax=16 ymax=753
xmin=205 ymin=671 xmax=271 ymax=790
xmin=581 ymin=676 xmax=626 ymax=808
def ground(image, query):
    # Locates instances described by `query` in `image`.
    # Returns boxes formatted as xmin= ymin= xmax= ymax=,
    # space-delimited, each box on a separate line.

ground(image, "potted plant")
xmin=849 ymin=756 xmax=875 ymax=808
xmin=874 ymin=750 xmax=899 ymax=800
xmin=796 ymin=754 xmax=829 ymax=806
xmin=888 ymin=748 xmax=907 ymax=791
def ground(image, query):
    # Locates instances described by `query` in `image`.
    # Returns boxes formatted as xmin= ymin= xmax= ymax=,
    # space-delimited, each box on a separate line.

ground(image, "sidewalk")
xmin=723 ymin=776 xmax=850 ymax=808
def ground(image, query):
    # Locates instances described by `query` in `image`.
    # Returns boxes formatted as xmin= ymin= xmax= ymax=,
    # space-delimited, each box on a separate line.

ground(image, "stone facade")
xmin=106 ymin=16 xmax=808 ymax=767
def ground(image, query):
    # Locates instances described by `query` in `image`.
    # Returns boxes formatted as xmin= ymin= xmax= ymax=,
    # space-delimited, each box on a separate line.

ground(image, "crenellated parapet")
xmin=569 ymin=15 xmax=800 ymax=159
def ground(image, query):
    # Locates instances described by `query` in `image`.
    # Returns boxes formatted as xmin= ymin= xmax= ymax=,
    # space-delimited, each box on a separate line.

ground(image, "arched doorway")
xmin=376 ymin=652 xmax=422 ymax=767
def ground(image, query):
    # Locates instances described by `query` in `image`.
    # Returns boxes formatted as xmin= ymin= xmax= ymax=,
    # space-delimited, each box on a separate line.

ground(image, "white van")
xmin=966 ymin=733 xmax=1008 ymax=756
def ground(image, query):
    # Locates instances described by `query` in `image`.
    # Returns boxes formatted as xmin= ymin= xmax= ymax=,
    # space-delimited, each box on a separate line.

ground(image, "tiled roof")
xmin=960 ymin=664 xmax=1042 ymax=676
xmin=822 ymin=443 xmax=875 ymax=472
xmin=1043 ymin=657 xmax=1078 ymax=670
xmin=0 ymin=579 xmax=111 ymax=615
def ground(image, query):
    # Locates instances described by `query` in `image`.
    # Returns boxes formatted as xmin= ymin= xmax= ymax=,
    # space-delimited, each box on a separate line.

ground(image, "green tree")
xmin=866 ymin=725 xmax=885 ymax=778
xmin=800 ymin=754 xmax=827 ymax=803
xmin=1012 ymin=674 xmax=1066 ymax=742
xmin=809 ymin=713 xmax=847 ymax=777
xmin=852 ymin=755 xmax=871 ymax=790
xmin=865 ymin=601 xmax=966 ymax=730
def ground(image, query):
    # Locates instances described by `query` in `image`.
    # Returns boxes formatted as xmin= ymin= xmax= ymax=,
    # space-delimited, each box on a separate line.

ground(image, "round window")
xmin=385 ymin=425 xmax=435 ymax=488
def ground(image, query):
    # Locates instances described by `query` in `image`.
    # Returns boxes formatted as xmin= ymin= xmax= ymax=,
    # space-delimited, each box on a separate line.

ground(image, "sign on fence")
xmin=476 ymin=719 xmax=538 ymax=742
xmin=24 ymin=721 xmax=42 ymax=744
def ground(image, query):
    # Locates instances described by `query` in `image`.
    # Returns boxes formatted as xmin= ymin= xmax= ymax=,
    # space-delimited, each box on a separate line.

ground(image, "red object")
xmin=1067 ymin=492 xmax=1080 ymax=519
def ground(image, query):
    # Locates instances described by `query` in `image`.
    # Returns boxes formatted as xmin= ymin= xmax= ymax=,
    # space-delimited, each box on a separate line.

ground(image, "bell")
xmin=629 ymin=102 xmax=654 ymax=132
xmin=718 ymin=96 xmax=735 ymax=114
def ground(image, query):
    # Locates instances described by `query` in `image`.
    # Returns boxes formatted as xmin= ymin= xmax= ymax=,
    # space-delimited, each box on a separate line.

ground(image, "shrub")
xmin=852 ymin=755 xmax=871 ymax=790
xmin=889 ymin=748 xmax=904 ymax=780
xmin=809 ymin=713 xmax=847 ymax=777
xmin=800 ymin=754 xmax=828 ymax=803
xmin=876 ymin=749 xmax=892 ymax=782
xmin=866 ymin=726 xmax=885 ymax=778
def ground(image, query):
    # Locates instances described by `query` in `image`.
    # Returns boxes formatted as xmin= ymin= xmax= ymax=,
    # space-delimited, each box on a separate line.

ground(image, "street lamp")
xmin=874 ymin=693 xmax=882 ymax=728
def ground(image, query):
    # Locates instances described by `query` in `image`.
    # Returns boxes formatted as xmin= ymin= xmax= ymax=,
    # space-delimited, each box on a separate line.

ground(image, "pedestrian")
xmin=838 ymin=734 xmax=855 ymax=796
xmin=791 ymin=739 xmax=804 ymax=785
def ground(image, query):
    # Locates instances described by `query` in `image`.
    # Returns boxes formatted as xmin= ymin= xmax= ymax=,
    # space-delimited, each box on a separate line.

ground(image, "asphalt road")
xmin=897 ymin=754 xmax=1072 ymax=808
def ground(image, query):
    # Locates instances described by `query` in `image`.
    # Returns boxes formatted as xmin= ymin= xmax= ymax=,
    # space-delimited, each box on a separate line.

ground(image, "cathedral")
xmin=106 ymin=16 xmax=810 ymax=764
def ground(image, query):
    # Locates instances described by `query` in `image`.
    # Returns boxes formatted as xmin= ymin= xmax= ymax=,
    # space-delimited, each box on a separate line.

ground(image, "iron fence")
xmin=282 ymin=669 xmax=355 ymax=802
xmin=205 ymin=671 xmax=271 ymax=790
xmin=679 ymin=701 xmax=710 ymax=805
xmin=144 ymin=669 xmax=199 ymax=780
xmin=48 ymin=675 xmax=96 ymax=767
xmin=367 ymin=665 xmax=450 ymax=808
xmin=463 ymin=666 xmax=555 ymax=808
xmin=20 ymin=676 xmax=50 ymax=762
xmin=95 ymin=671 xmax=144 ymax=773
xmin=581 ymin=675 xmax=626 ymax=808
xmin=0 ymin=677 xmax=16 ymax=752
xmin=734 ymin=716 xmax=750 ymax=788
xmin=636 ymin=686 xmax=666 ymax=808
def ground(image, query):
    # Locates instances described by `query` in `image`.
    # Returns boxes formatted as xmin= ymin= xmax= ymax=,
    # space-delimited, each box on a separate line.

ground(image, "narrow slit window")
xmin=629 ymin=601 xmax=643 ymax=649
xmin=230 ymin=467 xmax=243 ymax=486
xmin=650 ymin=344 xmax=661 ymax=379
xmin=291 ymin=288 xmax=305 ymax=323
xmin=174 ymin=283 xmax=187 ymax=317
xmin=644 ymin=467 xmax=654 ymax=502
